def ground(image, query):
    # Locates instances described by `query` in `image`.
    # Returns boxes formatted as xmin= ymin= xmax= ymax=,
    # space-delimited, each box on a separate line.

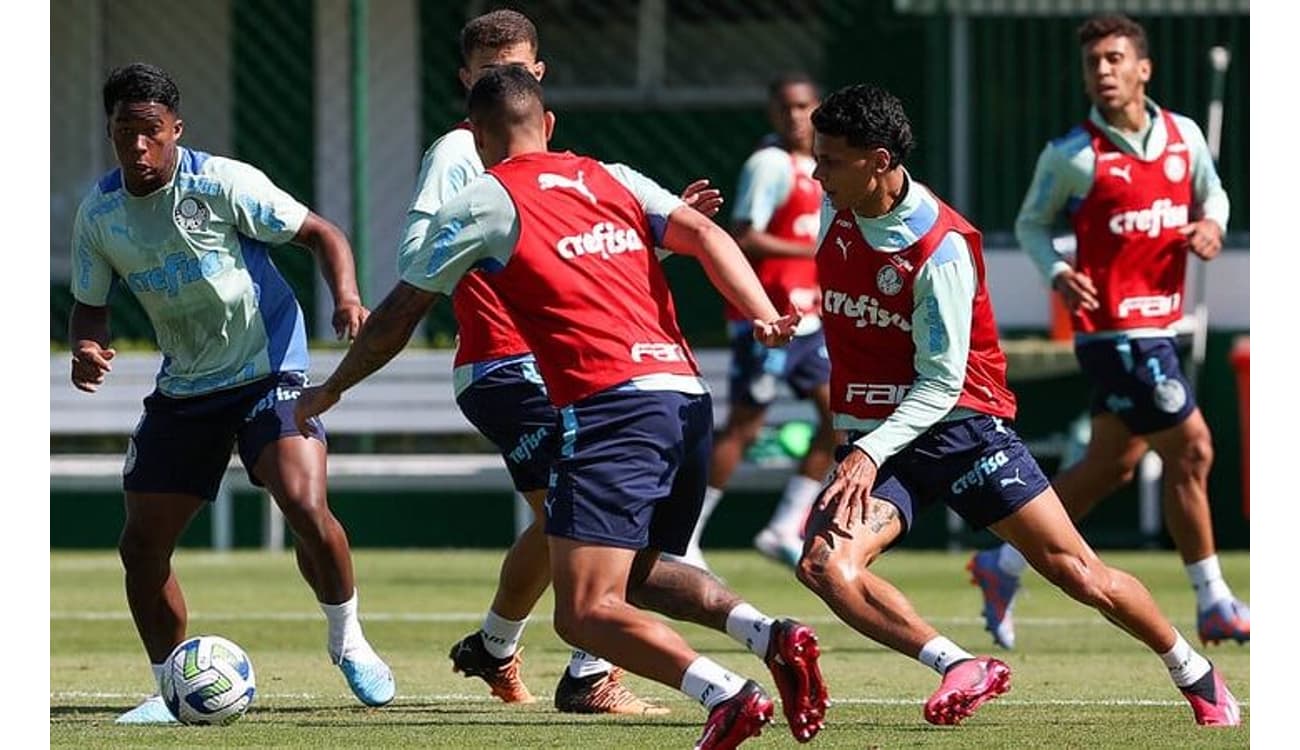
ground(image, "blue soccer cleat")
xmin=339 ymin=656 xmax=396 ymax=707
xmin=115 ymin=695 xmax=179 ymax=725
xmin=1197 ymin=598 xmax=1250 ymax=646
xmin=967 ymin=549 xmax=1020 ymax=650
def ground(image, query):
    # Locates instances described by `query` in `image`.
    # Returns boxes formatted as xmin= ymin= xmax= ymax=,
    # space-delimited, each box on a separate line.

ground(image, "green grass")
xmin=51 ymin=549 xmax=1249 ymax=748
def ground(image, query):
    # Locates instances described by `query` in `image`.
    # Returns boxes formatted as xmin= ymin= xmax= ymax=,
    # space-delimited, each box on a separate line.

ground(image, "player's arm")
xmin=1015 ymin=144 xmax=1098 ymax=312
xmin=731 ymin=150 xmax=811 ymax=259
xmin=291 ymin=212 xmax=367 ymax=340
xmin=398 ymin=138 xmax=480 ymax=274
xmin=1177 ymin=114 xmax=1230 ymax=260
xmin=67 ymin=201 xmax=117 ymax=393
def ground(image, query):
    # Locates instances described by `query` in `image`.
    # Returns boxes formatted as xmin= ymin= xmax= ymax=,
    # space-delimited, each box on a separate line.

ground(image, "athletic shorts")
xmin=123 ymin=371 xmax=325 ymax=501
xmin=456 ymin=360 xmax=558 ymax=493
xmin=837 ymin=415 xmax=1050 ymax=539
xmin=1075 ymin=335 xmax=1197 ymax=435
xmin=727 ymin=324 xmax=830 ymax=407
xmin=545 ymin=387 xmax=713 ymax=555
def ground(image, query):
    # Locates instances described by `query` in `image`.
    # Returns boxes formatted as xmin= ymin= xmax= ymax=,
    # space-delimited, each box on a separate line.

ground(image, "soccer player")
xmin=797 ymin=82 xmax=1239 ymax=726
xmin=967 ymin=13 xmax=1249 ymax=652
xmin=297 ymin=67 xmax=830 ymax=748
xmin=668 ymin=73 xmax=836 ymax=571
xmin=405 ymin=9 xmax=717 ymax=713
xmin=68 ymin=63 xmax=394 ymax=724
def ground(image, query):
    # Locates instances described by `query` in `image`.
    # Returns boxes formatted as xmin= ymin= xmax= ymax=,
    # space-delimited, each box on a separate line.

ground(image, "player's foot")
xmin=753 ymin=527 xmax=802 ymax=569
xmin=923 ymin=656 xmax=1011 ymax=726
xmin=448 ymin=632 xmax=536 ymax=704
xmin=764 ymin=618 xmax=829 ymax=742
xmin=339 ymin=654 xmax=396 ymax=707
xmin=694 ymin=679 xmax=775 ymax=750
xmin=115 ymin=694 xmax=179 ymax=725
xmin=662 ymin=545 xmax=711 ymax=572
xmin=1197 ymin=598 xmax=1250 ymax=645
xmin=967 ymin=549 xmax=1019 ymax=649
xmin=554 ymin=667 xmax=670 ymax=715
xmin=1180 ymin=666 xmax=1241 ymax=726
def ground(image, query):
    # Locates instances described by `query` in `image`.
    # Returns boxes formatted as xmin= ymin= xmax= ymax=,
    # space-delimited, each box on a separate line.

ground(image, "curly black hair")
xmin=1078 ymin=14 xmax=1148 ymax=59
xmin=103 ymin=62 xmax=180 ymax=117
xmin=467 ymin=64 xmax=544 ymax=129
xmin=811 ymin=84 xmax=915 ymax=169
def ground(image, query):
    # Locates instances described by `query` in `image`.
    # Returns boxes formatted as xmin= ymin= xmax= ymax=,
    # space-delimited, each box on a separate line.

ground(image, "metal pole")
xmin=351 ymin=0 xmax=374 ymax=454
xmin=949 ymin=12 xmax=971 ymax=212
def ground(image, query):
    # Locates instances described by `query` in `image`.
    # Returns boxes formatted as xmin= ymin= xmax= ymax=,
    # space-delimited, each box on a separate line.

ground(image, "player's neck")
xmin=852 ymin=169 xmax=908 ymax=219
xmin=1101 ymin=97 xmax=1150 ymax=135
xmin=782 ymin=137 xmax=813 ymax=158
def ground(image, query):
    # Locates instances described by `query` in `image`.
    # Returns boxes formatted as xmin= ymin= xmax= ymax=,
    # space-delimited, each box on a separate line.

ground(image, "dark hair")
xmin=467 ymin=65 xmax=544 ymax=127
xmin=768 ymin=71 xmax=819 ymax=101
xmin=460 ymin=9 xmax=539 ymax=63
xmin=102 ymin=62 xmax=180 ymax=117
xmin=1077 ymin=14 xmax=1149 ymax=59
xmin=811 ymin=84 xmax=915 ymax=169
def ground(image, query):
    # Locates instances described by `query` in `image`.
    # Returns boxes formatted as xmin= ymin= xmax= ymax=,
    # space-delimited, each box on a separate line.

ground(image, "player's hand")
xmin=294 ymin=384 xmax=339 ymax=436
xmin=817 ymin=447 xmax=877 ymax=533
xmin=753 ymin=313 xmax=801 ymax=347
xmin=70 ymin=341 xmax=116 ymax=393
xmin=1052 ymin=269 xmax=1099 ymax=313
xmin=332 ymin=301 xmax=369 ymax=341
xmin=1180 ymin=219 xmax=1223 ymax=261
xmin=680 ymin=179 xmax=724 ymax=219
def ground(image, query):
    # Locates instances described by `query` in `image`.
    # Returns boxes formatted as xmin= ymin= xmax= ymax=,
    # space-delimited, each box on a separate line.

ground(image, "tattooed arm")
xmin=294 ymin=282 xmax=440 ymax=434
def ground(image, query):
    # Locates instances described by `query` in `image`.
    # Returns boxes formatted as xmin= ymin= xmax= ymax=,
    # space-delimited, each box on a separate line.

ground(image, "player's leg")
xmin=990 ymin=487 xmax=1240 ymax=725
xmin=243 ymin=373 xmax=393 ymax=707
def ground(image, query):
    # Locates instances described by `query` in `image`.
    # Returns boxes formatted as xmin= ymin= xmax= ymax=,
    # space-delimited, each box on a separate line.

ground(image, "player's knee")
xmin=552 ymin=596 xmax=612 ymax=648
xmin=1041 ymin=555 xmax=1109 ymax=608
xmin=1172 ymin=432 xmax=1214 ymax=479
xmin=117 ymin=527 xmax=171 ymax=569
xmin=796 ymin=541 xmax=847 ymax=597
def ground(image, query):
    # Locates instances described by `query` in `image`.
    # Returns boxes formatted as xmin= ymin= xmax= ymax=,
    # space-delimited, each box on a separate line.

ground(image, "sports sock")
xmin=997 ymin=543 xmax=1028 ymax=577
xmin=1160 ymin=631 xmax=1212 ymax=688
xmin=725 ymin=602 xmax=774 ymax=658
xmin=686 ymin=487 xmax=726 ymax=553
xmin=151 ymin=663 xmax=166 ymax=693
xmin=680 ymin=656 xmax=745 ymax=710
xmin=1185 ymin=555 xmax=1234 ymax=611
xmin=918 ymin=636 xmax=975 ymax=676
xmin=567 ymin=649 xmax=614 ymax=679
xmin=768 ymin=475 xmax=822 ymax=537
xmin=480 ymin=609 xmax=528 ymax=660
xmin=320 ymin=589 xmax=380 ymax=664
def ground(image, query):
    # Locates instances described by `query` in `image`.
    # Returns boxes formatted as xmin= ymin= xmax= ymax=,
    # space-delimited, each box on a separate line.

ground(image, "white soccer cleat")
xmin=115 ymin=694 xmax=179 ymax=725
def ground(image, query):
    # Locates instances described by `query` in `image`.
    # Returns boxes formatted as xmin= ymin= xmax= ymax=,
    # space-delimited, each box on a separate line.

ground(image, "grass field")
xmin=51 ymin=549 xmax=1249 ymax=748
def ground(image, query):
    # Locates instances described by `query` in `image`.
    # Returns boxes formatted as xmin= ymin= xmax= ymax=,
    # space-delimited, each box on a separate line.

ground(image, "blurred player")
xmin=404 ymin=9 xmax=718 ymax=714
xmin=298 ymin=67 xmax=831 ymax=748
xmin=967 ymin=13 xmax=1249 ymax=652
xmin=798 ymin=83 xmax=1239 ymax=727
xmin=69 ymin=63 xmax=394 ymax=724
xmin=667 ymin=73 xmax=835 ymax=571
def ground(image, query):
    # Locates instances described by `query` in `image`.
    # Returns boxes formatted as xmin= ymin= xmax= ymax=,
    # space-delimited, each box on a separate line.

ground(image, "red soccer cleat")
xmin=764 ymin=619 xmax=830 ymax=742
xmin=694 ymin=680 xmax=775 ymax=750
xmin=923 ymin=656 xmax=1011 ymax=726
xmin=1180 ymin=666 xmax=1242 ymax=726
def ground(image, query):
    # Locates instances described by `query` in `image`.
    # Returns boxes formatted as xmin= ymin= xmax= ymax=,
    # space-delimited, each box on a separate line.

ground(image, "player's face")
xmin=107 ymin=101 xmax=183 ymax=196
xmin=769 ymin=83 xmax=819 ymax=153
xmin=1081 ymin=34 xmax=1151 ymax=114
xmin=460 ymin=43 xmax=545 ymax=89
xmin=812 ymin=133 xmax=887 ymax=213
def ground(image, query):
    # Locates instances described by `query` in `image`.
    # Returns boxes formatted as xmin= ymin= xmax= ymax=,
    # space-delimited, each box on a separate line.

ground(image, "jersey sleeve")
xmin=1170 ymin=113 xmax=1231 ymax=233
xmin=399 ymin=175 xmax=519 ymax=296
xmin=852 ymin=233 xmax=975 ymax=466
xmin=69 ymin=197 xmax=114 ymax=306
xmin=399 ymin=136 xmax=485 ymax=275
xmin=1014 ymin=143 xmax=1076 ymax=284
xmin=217 ymin=159 xmax=310 ymax=244
xmin=731 ymin=148 xmax=793 ymax=232
xmin=602 ymin=162 xmax=685 ymax=248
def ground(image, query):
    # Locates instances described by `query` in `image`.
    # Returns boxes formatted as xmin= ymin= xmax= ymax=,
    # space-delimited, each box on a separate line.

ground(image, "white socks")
xmin=480 ymin=610 xmax=528 ymax=659
xmin=996 ymin=543 xmax=1028 ymax=577
xmin=683 ymin=487 xmax=725 ymax=556
xmin=1160 ymin=631 xmax=1212 ymax=688
xmin=151 ymin=663 xmax=166 ymax=693
xmin=1185 ymin=555 xmax=1234 ymax=611
xmin=681 ymin=656 xmax=744 ymax=710
xmin=918 ymin=636 xmax=974 ymax=675
xmin=725 ymin=603 xmax=774 ymax=658
xmin=768 ymin=475 xmax=822 ymax=536
xmin=320 ymin=589 xmax=379 ymax=664
xmin=567 ymin=649 xmax=614 ymax=679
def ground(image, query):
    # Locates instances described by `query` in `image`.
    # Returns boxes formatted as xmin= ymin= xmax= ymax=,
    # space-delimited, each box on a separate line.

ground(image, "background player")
xmin=967 ymin=13 xmax=1249 ymax=652
xmin=69 ymin=63 xmax=394 ymax=723
xmin=797 ymin=82 xmax=1239 ymax=727
xmin=297 ymin=67 xmax=830 ymax=749
xmin=668 ymin=73 xmax=836 ymax=572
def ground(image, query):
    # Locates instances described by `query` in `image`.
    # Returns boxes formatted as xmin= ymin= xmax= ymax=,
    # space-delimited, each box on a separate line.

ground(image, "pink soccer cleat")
xmin=694 ymin=680 xmax=775 ymax=750
xmin=764 ymin=619 xmax=830 ymax=742
xmin=923 ymin=656 xmax=1011 ymax=726
xmin=1180 ymin=666 xmax=1242 ymax=726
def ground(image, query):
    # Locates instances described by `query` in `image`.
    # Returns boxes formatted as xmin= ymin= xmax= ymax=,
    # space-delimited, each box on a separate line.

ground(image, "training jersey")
xmin=1015 ymin=100 xmax=1229 ymax=338
xmin=398 ymin=124 xmax=531 ymax=394
xmin=71 ymin=147 xmax=309 ymax=397
xmin=728 ymin=144 xmax=823 ymax=329
xmin=401 ymin=151 xmax=700 ymax=407
xmin=814 ymin=172 xmax=1010 ymax=467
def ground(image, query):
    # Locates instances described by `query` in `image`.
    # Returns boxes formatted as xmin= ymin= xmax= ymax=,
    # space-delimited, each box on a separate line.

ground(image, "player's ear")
xmin=458 ymin=67 xmax=473 ymax=91
xmin=543 ymin=110 xmax=556 ymax=143
xmin=173 ymin=117 xmax=184 ymax=141
xmin=1137 ymin=57 xmax=1152 ymax=85
xmin=532 ymin=60 xmax=546 ymax=82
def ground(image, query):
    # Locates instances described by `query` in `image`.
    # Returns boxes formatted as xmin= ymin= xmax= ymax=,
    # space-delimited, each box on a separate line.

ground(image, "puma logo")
xmin=999 ymin=469 xmax=1027 ymax=488
xmin=835 ymin=236 xmax=851 ymax=258
xmin=538 ymin=171 xmax=597 ymax=204
xmin=1109 ymin=164 xmax=1133 ymax=184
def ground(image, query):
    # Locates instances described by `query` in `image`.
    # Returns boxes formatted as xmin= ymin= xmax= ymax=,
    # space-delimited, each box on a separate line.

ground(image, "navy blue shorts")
xmin=837 ymin=415 xmax=1050 ymax=537
xmin=456 ymin=360 xmax=558 ymax=493
xmin=545 ymin=388 xmax=713 ymax=554
xmin=123 ymin=371 xmax=326 ymax=502
xmin=727 ymin=325 xmax=830 ymax=407
xmin=1076 ymin=336 xmax=1197 ymax=435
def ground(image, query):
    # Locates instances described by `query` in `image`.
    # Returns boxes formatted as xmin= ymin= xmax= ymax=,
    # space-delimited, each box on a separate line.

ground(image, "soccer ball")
xmin=159 ymin=635 xmax=256 ymax=725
